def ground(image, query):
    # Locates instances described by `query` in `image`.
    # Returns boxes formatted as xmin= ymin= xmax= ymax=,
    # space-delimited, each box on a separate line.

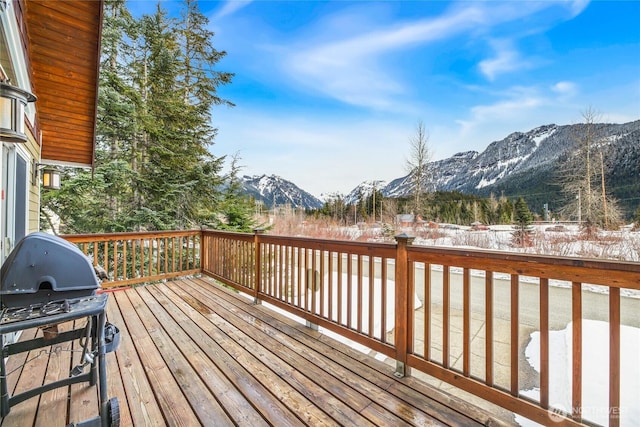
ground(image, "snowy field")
xmin=406 ymin=223 xmax=640 ymax=263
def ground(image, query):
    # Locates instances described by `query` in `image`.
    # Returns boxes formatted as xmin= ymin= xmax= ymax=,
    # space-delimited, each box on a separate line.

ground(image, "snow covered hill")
xmin=241 ymin=174 xmax=323 ymax=210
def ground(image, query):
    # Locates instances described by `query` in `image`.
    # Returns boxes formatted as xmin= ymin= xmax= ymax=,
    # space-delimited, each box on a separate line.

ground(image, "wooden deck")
xmin=1 ymin=276 xmax=512 ymax=426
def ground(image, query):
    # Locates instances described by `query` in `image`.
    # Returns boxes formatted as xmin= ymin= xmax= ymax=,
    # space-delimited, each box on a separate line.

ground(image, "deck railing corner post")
xmin=253 ymin=228 xmax=266 ymax=304
xmin=394 ymin=233 xmax=415 ymax=378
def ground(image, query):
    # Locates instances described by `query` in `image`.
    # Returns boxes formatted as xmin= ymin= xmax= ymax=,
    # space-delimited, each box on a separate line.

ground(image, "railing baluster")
xmin=113 ymin=240 xmax=119 ymax=280
xmin=407 ymin=259 xmax=415 ymax=354
xmin=312 ymin=249 xmax=317 ymax=314
xmin=303 ymin=247 xmax=309 ymax=311
xmin=610 ymin=286 xmax=620 ymax=427
xmin=328 ymin=251 xmax=334 ymax=322
xmin=485 ymin=270 xmax=493 ymax=386
xmin=347 ymin=255 xmax=353 ymax=329
xmin=254 ymin=231 xmax=262 ymax=299
xmin=122 ymin=240 xmax=128 ymax=281
xmin=424 ymin=263 xmax=431 ymax=361
xmin=572 ymin=282 xmax=582 ymax=421
xmin=285 ymin=245 xmax=291 ymax=304
xmin=148 ymin=239 xmax=156 ymax=276
xmin=279 ymin=244 xmax=284 ymax=300
xmin=296 ymin=247 xmax=301 ymax=308
xmin=169 ymin=237 xmax=175 ymax=272
xmin=463 ymin=267 xmax=470 ymax=376
xmin=102 ymin=241 xmax=108 ymax=276
xmin=443 ymin=265 xmax=450 ymax=369
xmin=511 ymin=274 xmax=519 ymax=396
xmin=93 ymin=242 xmax=98 ymax=269
xmin=337 ymin=253 xmax=343 ymax=326
xmin=357 ymin=254 xmax=363 ymax=333
xmin=381 ymin=258 xmax=388 ymax=345
xmin=161 ymin=237 xmax=166 ymax=274
xmin=368 ymin=256 xmax=374 ymax=337
xmin=540 ymin=277 xmax=549 ymax=409
xmin=320 ymin=250 xmax=326 ymax=318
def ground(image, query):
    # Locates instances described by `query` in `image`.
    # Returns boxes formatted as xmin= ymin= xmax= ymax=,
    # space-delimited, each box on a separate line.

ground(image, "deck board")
xmin=2 ymin=276 xmax=509 ymax=426
xmin=34 ymin=322 xmax=73 ymax=427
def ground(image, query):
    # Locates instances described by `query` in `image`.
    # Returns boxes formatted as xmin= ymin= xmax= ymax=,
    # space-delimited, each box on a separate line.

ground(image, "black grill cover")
xmin=0 ymin=232 xmax=99 ymax=308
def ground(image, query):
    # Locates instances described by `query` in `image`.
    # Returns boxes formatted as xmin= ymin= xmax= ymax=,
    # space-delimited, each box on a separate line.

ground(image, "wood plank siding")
xmin=24 ymin=0 xmax=103 ymax=167
xmin=1 ymin=277 xmax=509 ymax=427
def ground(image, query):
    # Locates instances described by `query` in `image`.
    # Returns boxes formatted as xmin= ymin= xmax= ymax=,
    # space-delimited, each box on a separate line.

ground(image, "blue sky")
xmin=129 ymin=0 xmax=640 ymax=198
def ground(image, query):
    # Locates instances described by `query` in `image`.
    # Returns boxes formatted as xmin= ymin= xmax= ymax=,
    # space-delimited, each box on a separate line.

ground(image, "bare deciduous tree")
xmin=405 ymin=120 xmax=433 ymax=217
xmin=559 ymin=107 xmax=622 ymax=229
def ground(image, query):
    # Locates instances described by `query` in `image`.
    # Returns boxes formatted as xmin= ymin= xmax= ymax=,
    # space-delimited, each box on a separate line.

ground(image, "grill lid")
xmin=1 ymin=233 xmax=99 ymax=308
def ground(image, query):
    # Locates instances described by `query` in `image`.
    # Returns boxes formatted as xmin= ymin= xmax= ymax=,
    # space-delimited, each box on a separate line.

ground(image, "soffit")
xmin=25 ymin=0 xmax=103 ymax=167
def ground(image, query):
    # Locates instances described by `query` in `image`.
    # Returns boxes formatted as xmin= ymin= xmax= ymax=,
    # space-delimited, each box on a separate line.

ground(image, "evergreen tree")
xmin=40 ymin=0 xmax=234 ymax=233
xmin=211 ymin=154 xmax=259 ymax=232
xmin=41 ymin=0 xmax=140 ymax=233
xmin=512 ymin=197 xmax=534 ymax=247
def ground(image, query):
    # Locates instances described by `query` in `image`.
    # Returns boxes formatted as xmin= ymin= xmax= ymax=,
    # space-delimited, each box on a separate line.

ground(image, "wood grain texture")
xmin=25 ymin=0 xmax=102 ymax=166
xmin=2 ymin=277 xmax=499 ymax=426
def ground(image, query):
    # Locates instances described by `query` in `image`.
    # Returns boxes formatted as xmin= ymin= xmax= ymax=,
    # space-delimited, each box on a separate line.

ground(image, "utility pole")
xmin=543 ymin=203 xmax=549 ymax=222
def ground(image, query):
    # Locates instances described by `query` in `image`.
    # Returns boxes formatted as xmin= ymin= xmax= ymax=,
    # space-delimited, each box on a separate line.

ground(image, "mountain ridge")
xmin=241 ymin=120 xmax=640 ymax=215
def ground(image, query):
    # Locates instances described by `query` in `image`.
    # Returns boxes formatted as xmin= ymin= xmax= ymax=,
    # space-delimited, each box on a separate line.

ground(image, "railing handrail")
xmin=64 ymin=229 xmax=201 ymax=242
xmin=407 ymin=244 xmax=640 ymax=290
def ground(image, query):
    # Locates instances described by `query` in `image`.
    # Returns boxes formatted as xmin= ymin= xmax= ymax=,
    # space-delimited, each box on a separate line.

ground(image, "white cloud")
xmin=283 ymin=1 xmax=587 ymax=110
xmin=552 ymin=81 xmax=578 ymax=98
xmin=213 ymin=0 xmax=253 ymax=20
xmin=470 ymin=95 xmax=544 ymax=123
xmin=286 ymin=6 xmax=486 ymax=110
xmin=453 ymin=87 xmax=551 ymax=147
xmin=567 ymin=0 xmax=591 ymax=18
xmin=479 ymin=40 xmax=531 ymax=81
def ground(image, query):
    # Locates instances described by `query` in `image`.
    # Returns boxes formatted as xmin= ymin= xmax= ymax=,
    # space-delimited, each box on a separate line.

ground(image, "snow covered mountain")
xmin=384 ymin=150 xmax=479 ymax=198
xmin=344 ymin=181 xmax=388 ymax=205
xmin=241 ymin=174 xmax=323 ymax=210
xmin=381 ymin=120 xmax=640 ymax=212
xmin=242 ymin=120 xmax=639 ymax=214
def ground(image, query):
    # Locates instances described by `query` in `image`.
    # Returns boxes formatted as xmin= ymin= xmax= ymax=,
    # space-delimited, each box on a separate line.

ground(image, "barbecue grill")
xmin=1 ymin=232 xmax=120 ymax=427
xmin=0 ymin=232 xmax=99 ymax=308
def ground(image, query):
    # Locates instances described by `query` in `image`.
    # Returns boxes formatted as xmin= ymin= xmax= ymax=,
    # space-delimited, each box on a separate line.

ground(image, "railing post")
xmin=253 ymin=228 xmax=265 ymax=305
xmin=394 ymin=233 xmax=414 ymax=377
xmin=199 ymin=227 xmax=207 ymax=274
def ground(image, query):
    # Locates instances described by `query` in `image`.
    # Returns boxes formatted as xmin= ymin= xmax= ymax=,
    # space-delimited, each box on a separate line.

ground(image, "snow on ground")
xmin=407 ymin=224 xmax=640 ymax=262
xmin=516 ymin=320 xmax=640 ymax=426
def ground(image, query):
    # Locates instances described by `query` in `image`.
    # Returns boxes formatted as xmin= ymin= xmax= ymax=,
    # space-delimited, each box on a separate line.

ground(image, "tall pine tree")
xmin=41 ymin=0 xmax=235 ymax=233
xmin=512 ymin=197 xmax=534 ymax=247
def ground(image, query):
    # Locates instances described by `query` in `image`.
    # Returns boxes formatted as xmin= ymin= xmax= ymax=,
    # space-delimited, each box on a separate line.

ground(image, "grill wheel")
xmin=108 ymin=397 xmax=120 ymax=427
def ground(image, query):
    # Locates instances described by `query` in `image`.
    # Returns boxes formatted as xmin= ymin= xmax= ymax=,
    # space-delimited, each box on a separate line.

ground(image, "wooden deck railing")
xmin=64 ymin=229 xmax=640 ymax=427
xmin=64 ymin=230 xmax=200 ymax=288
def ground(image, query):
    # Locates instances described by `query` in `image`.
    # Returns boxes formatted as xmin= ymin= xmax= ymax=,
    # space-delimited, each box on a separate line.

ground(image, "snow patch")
xmin=516 ymin=320 xmax=640 ymax=426
xmin=532 ymin=128 xmax=556 ymax=147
